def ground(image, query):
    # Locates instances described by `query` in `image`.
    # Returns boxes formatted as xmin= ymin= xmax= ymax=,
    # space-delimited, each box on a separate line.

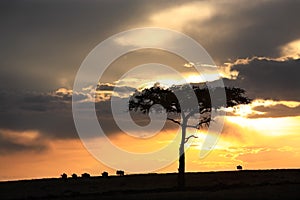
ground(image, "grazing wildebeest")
xmin=116 ymin=170 xmax=124 ymax=176
xmin=102 ymin=171 xmax=108 ymax=177
xmin=61 ymin=173 xmax=67 ymax=179
xmin=81 ymin=173 xmax=91 ymax=178
xmin=72 ymin=173 xmax=78 ymax=178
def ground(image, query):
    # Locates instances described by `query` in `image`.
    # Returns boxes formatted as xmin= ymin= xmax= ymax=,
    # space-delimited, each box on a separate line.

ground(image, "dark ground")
xmin=1 ymin=169 xmax=300 ymax=200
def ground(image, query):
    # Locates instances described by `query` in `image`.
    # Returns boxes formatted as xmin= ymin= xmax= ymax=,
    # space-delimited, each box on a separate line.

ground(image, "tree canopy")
xmin=129 ymin=83 xmax=251 ymax=127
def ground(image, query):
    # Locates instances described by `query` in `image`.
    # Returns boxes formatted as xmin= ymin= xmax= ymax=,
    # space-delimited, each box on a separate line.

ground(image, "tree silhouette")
xmin=129 ymin=83 xmax=251 ymax=189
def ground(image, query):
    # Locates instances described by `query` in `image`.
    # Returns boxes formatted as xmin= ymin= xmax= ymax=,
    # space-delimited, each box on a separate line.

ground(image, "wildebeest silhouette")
xmin=81 ymin=173 xmax=91 ymax=178
xmin=61 ymin=173 xmax=67 ymax=179
xmin=71 ymin=173 xmax=78 ymax=178
xmin=102 ymin=171 xmax=108 ymax=177
xmin=237 ymin=165 xmax=243 ymax=170
xmin=116 ymin=170 xmax=124 ymax=176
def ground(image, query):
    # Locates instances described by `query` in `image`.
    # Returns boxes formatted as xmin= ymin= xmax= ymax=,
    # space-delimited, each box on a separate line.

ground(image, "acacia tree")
xmin=129 ymin=83 xmax=251 ymax=189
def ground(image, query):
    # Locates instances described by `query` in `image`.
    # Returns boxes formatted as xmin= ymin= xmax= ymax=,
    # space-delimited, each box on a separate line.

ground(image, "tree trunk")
xmin=178 ymin=145 xmax=185 ymax=189
xmin=178 ymin=124 xmax=186 ymax=189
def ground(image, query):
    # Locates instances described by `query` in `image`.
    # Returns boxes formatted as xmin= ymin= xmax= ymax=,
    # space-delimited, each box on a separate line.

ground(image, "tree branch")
xmin=200 ymin=108 xmax=210 ymax=114
xmin=167 ymin=117 xmax=181 ymax=126
xmin=185 ymin=107 xmax=211 ymax=120
xmin=196 ymin=117 xmax=211 ymax=129
xmin=185 ymin=124 xmax=198 ymax=129
xmin=184 ymin=134 xmax=198 ymax=143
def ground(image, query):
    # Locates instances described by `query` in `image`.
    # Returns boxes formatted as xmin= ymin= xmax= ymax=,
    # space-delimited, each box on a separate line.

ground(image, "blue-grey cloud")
xmin=1 ymin=0 xmax=300 ymax=92
xmin=250 ymin=104 xmax=300 ymax=118
xmin=0 ymin=130 xmax=49 ymax=155
xmin=224 ymin=58 xmax=300 ymax=101
xmin=185 ymin=0 xmax=300 ymax=64
xmin=0 ymin=0 xmax=180 ymax=91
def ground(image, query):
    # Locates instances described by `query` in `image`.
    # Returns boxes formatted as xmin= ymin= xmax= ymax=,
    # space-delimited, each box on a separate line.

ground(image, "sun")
xmin=184 ymin=73 xmax=223 ymax=83
xmin=185 ymin=74 xmax=204 ymax=83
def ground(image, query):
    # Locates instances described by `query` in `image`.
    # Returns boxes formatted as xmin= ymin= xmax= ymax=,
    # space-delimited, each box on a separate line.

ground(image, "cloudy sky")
xmin=1 ymin=0 xmax=300 ymax=180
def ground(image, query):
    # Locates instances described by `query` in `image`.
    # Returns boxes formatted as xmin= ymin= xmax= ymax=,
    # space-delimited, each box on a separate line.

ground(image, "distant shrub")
xmin=116 ymin=170 xmax=124 ymax=176
xmin=102 ymin=171 xmax=108 ymax=177
xmin=237 ymin=165 xmax=243 ymax=170
xmin=81 ymin=173 xmax=91 ymax=178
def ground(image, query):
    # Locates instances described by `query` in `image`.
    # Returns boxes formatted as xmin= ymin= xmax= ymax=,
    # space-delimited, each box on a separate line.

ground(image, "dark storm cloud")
xmin=185 ymin=0 xmax=300 ymax=64
xmin=1 ymin=0 xmax=299 ymax=92
xmin=0 ymin=0 xmax=180 ymax=91
xmin=224 ymin=58 xmax=300 ymax=101
xmin=0 ymin=91 xmax=81 ymax=154
xmin=249 ymin=104 xmax=300 ymax=119
xmin=97 ymin=83 xmax=136 ymax=93
xmin=0 ymin=130 xmax=49 ymax=155
xmin=0 ymin=86 xmax=178 ymax=143
xmin=0 ymin=90 xmax=78 ymax=139
xmin=1 ymin=0 xmax=300 ymax=153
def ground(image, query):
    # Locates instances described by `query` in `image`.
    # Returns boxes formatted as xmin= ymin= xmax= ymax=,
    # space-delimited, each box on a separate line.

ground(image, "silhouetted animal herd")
xmin=60 ymin=170 xmax=125 ymax=179
xmin=61 ymin=166 xmax=243 ymax=179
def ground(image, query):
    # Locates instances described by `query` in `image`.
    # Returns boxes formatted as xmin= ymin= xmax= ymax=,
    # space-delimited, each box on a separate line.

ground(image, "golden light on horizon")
xmin=1 ymin=112 xmax=300 ymax=181
xmin=226 ymin=116 xmax=300 ymax=137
